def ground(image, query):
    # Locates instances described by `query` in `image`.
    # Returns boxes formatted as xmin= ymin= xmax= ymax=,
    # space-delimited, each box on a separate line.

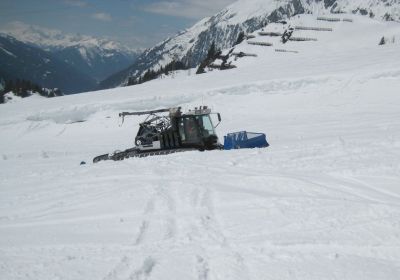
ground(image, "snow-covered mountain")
xmin=1 ymin=22 xmax=142 ymax=82
xmin=100 ymin=0 xmax=400 ymax=89
xmin=0 ymin=34 xmax=97 ymax=94
xmin=1 ymin=12 xmax=400 ymax=279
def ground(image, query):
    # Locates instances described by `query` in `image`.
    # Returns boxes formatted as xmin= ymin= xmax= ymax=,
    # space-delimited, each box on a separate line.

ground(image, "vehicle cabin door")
xmin=178 ymin=116 xmax=201 ymax=144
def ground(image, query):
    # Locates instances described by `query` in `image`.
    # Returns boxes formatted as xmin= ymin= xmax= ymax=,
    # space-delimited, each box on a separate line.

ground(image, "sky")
xmin=0 ymin=0 xmax=236 ymax=49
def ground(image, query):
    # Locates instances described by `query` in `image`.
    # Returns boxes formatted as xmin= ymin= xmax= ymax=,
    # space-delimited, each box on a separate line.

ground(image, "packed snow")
xmin=1 ymin=14 xmax=400 ymax=280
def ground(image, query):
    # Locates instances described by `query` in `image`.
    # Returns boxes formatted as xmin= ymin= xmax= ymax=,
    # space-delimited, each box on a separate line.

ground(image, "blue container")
xmin=223 ymin=131 xmax=269 ymax=150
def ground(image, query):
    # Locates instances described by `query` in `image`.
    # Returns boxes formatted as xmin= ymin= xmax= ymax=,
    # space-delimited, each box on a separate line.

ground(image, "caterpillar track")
xmin=93 ymin=147 xmax=198 ymax=163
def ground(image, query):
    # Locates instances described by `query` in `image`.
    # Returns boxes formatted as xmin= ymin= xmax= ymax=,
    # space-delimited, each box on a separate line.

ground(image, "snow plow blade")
xmin=223 ymin=131 xmax=269 ymax=150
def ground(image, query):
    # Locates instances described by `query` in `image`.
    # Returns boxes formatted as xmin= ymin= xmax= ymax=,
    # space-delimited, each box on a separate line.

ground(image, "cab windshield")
xmin=178 ymin=115 xmax=216 ymax=143
xmin=196 ymin=114 xmax=215 ymax=137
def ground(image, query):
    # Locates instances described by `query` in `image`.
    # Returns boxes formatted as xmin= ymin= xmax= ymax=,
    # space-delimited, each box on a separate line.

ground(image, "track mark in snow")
xmin=56 ymin=125 xmax=67 ymax=136
xmin=103 ymin=255 xmax=132 ymax=280
xmin=196 ymin=255 xmax=209 ymax=280
xmin=164 ymin=217 xmax=176 ymax=240
xmin=103 ymin=256 xmax=156 ymax=280
xmin=199 ymin=188 xmax=227 ymax=244
xmin=344 ymin=176 xmax=400 ymax=202
xmin=26 ymin=121 xmax=48 ymax=132
xmin=186 ymin=187 xmax=225 ymax=243
xmin=133 ymin=184 xmax=177 ymax=245
xmin=134 ymin=221 xmax=149 ymax=245
xmin=298 ymin=174 xmax=400 ymax=206
xmin=104 ymin=185 xmax=175 ymax=280
xmin=184 ymin=186 xmax=251 ymax=280
xmin=128 ymin=257 xmax=156 ymax=280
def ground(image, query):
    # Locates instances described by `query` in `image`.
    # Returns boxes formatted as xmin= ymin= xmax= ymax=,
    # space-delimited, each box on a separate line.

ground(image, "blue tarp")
xmin=223 ymin=131 xmax=269 ymax=150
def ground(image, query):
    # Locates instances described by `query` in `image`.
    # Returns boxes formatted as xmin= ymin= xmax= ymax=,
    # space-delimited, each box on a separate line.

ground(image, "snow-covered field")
xmin=1 ymin=15 xmax=400 ymax=279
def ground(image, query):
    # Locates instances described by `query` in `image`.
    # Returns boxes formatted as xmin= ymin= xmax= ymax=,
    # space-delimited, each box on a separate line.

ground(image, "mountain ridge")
xmin=99 ymin=0 xmax=400 ymax=89
xmin=1 ymin=22 xmax=142 ymax=82
xmin=0 ymin=34 xmax=97 ymax=94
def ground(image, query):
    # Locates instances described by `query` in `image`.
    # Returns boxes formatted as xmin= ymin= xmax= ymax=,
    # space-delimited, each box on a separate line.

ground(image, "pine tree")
xmin=206 ymin=41 xmax=217 ymax=60
xmin=196 ymin=42 xmax=220 ymax=74
xmin=2 ymin=78 xmax=56 ymax=99
xmin=125 ymin=59 xmax=189 ymax=86
xmin=0 ymin=78 xmax=4 ymax=104
xmin=5 ymin=80 xmax=13 ymax=93
xmin=235 ymin=31 xmax=245 ymax=46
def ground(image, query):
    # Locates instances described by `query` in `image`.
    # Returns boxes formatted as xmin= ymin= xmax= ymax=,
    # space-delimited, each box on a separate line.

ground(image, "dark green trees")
xmin=196 ymin=42 xmax=221 ymax=74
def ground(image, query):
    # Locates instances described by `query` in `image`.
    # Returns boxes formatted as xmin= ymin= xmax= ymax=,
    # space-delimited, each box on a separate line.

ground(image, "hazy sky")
xmin=0 ymin=0 xmax=236 ymax=49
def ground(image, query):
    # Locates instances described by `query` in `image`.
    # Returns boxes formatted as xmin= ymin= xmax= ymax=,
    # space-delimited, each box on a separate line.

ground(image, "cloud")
xmin=92 ymin=12 xmax=112 ymax=22
xmin=64 ymin=0 xmax=88 ymax=8
xmin=141 ymin=0 xmax=235 ymax=19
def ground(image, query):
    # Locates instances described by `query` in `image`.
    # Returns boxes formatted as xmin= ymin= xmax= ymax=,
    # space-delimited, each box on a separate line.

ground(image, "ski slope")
xmin=1 ymin=15 xmax=400 ymax=280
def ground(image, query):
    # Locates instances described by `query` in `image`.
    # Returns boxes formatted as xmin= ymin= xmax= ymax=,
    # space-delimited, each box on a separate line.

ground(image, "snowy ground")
xmin=1 ymin=15 xmax=400 ymax=280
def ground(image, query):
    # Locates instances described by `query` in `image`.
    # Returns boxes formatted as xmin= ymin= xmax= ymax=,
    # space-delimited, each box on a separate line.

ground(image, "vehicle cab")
xmin=176 ymin=106 xmax=221 ymax=150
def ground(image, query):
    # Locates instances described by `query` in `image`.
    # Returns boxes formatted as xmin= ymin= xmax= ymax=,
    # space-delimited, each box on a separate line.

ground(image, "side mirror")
xmin=214 ymin=113 xmax=221 ymax=128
